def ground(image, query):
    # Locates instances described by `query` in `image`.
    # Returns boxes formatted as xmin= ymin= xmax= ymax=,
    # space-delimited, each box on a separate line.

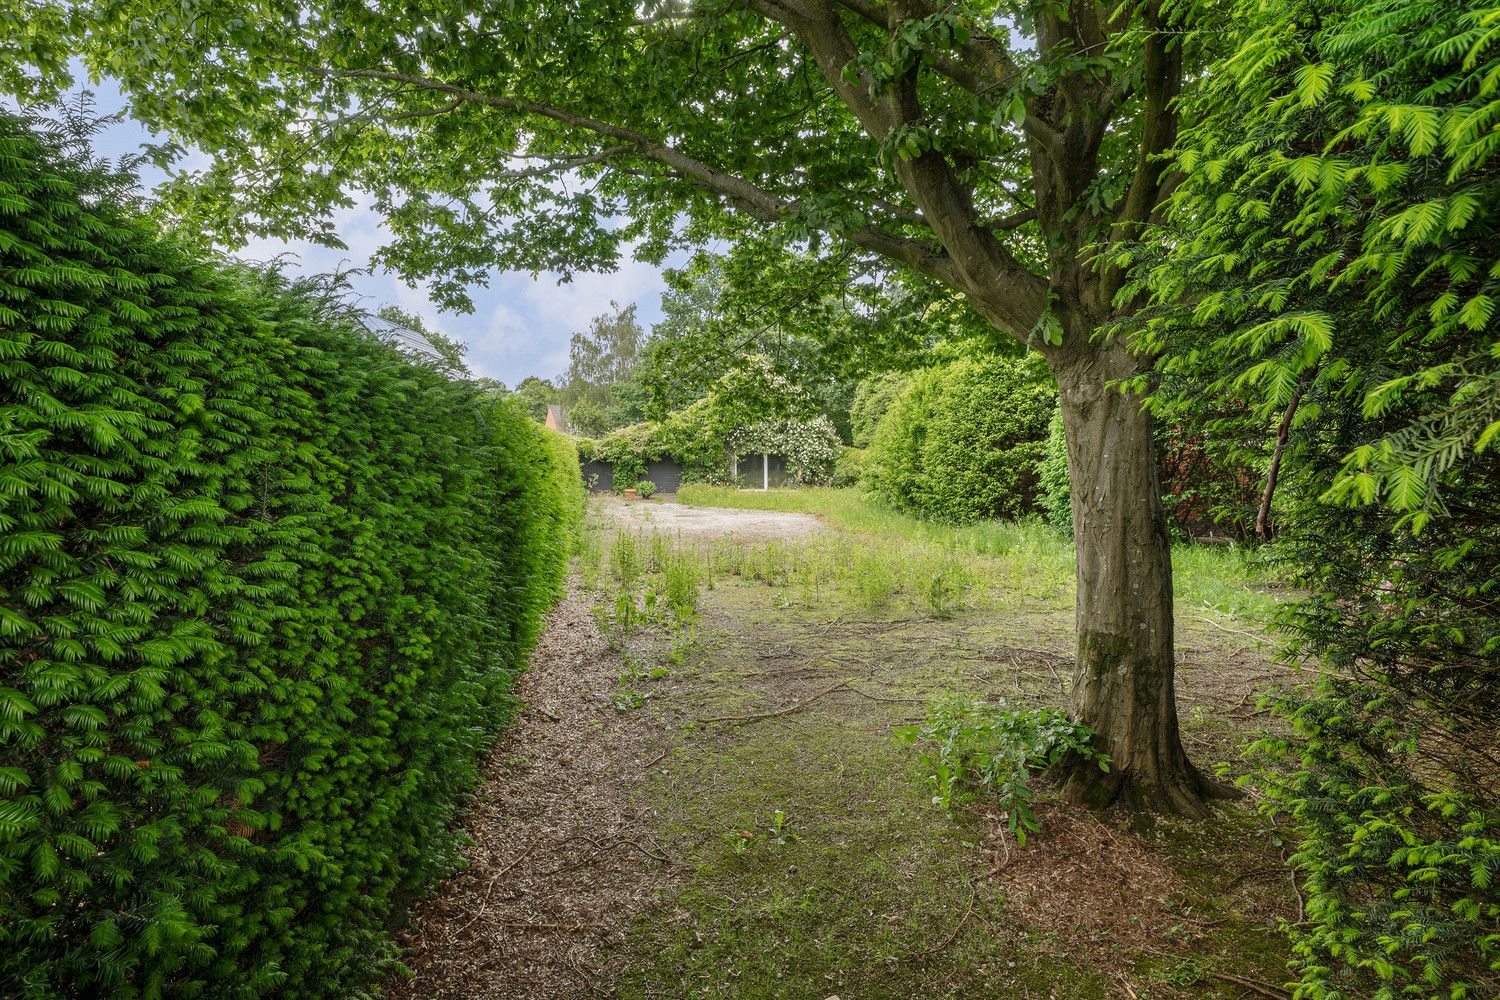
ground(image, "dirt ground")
xmin=386 ymin=498 xmax=1297 ymax=1000
xmin=383 ymin=585 xmax=674 ymax=1000
xmin=598 ymin=494 xmax=824 ymax=542
xmin=385 ymin=498 xmax=824 ymax=999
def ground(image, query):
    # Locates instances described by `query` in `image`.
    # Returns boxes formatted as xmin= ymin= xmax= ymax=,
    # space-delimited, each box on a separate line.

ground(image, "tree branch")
xmin=1115 ymin=4 xmax=1181 ymax=230
xmin=984 ymin=206 xmax=1037 ymax=232
xmin=743 ymin=1 xmax=1049 ymax=339
xmin=296 ymin=63 xmax=956 ymax=285
xmin=372 ymin=97 xmax=464 ymax=124
xmin=497 ymin=145 xmax=634 ymax=180
xmin=1098 ymin=1 xmax=1183 ymax=310
xmin=831 ymin=0 xmax=1065 ymax=158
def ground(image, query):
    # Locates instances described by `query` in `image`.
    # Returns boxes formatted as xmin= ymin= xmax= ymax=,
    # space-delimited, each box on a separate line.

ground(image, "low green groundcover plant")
xmin=899 ymin=696 xmax=1107 ymax=846
xmin=0 ymin=114 xmax=583 ymax=998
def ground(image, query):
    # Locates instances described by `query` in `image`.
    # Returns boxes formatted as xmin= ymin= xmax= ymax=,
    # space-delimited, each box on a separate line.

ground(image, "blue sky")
xmin=70 ymin=79 xmax=676 ymax=388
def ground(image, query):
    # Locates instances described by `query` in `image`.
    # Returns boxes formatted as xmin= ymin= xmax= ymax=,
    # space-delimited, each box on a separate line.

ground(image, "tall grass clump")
xmin=0 ymin=115 xmax=583 ymax=998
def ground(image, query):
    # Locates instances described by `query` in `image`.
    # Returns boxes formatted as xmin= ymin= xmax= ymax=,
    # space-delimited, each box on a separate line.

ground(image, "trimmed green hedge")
xmin=866 ymin=356 xmax=1053 ymax=523
xmin=849 ymin=372 xmax=911 ymax=448
xmin=0 ymin=116 xmax=582 ymax=997
xmin=1038 ymin=406 xmax=1071 ymax=533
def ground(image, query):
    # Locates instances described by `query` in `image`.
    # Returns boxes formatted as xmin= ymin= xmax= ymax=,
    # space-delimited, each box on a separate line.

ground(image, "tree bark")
xmin=1052 ymin=343 xmax=1233 ymax=816
xmin=1255 ymin=386 xmax=1304 ymax=543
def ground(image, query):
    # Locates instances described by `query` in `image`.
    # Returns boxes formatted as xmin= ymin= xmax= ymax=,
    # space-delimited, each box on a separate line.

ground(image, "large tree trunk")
xmin=1052 ymin=343 xmax=1231 ymax=817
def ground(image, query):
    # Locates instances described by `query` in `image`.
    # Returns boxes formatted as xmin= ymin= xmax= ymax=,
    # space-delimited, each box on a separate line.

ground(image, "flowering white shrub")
xmin=731 ymin=415 xmax=842 ymax=485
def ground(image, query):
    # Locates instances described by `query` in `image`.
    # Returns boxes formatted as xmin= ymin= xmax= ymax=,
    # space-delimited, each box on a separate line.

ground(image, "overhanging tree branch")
xmin=296 ymin=63 xmax=957 ymax=285
xmin=829 ymin=0 xmax=1066 ymax=157
xmin=496 ymin=145 xmax=634 ymax=180
xmin=744 ymin=1 xmax=1049 ymax=338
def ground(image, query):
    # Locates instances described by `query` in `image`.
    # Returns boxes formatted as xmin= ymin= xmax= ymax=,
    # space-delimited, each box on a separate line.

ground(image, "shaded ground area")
xmin=391 ymin=497 xmax=1297 ymax=999
xmin=384 ymin=589 xmax=675 ymax=1000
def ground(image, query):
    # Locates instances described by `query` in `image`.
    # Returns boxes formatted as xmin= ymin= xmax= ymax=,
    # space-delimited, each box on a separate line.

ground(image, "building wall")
xmin=645 ymin=459 xmax=683 ymax=493
xmin=733 ymin=453 xmax=789 ymax=489
xmin=580 ymin=459 xmax=613 ymax=493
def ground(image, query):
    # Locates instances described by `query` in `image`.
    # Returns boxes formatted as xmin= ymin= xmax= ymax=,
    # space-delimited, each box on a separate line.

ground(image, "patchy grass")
xmin=677 ymin=484 xmax=1284 ymax=627
xmin=576 ymin=498 xmax=1299 ymax=998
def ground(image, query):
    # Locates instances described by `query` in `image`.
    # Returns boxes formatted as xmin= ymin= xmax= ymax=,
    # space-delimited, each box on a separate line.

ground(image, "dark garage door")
xmin=645 ymin=459 xmax=683 ymax=494
xmin=580 ymin=459 xmax=614 ymax=493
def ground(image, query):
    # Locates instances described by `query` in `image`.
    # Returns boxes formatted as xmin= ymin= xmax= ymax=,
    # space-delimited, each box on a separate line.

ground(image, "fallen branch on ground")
xmin=1191 ymin=613 xmax=1266 ymax=645
xmin=697 ymin=679 xmax=851 ymax=724
xmin=450 ymin=839 xmax=540 ymax=937
xmin=1141 ymin=946 xmax=1291 ymax=1000
xmin=842 ymin=685 xmax=927 ymax=705
xmin=904 ymin=874 xmax=984 ymax=961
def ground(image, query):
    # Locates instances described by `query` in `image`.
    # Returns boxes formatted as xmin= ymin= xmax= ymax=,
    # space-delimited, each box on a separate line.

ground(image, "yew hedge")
xmin=0 ymin=115 xmax=582 ymax=997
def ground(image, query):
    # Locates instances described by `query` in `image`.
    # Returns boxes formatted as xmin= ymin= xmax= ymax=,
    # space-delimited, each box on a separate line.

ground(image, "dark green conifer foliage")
xmin=1126 ymin=0 xmax=1500 ymax=994
xmin=0 ymin=114 xmax=583 ymax=998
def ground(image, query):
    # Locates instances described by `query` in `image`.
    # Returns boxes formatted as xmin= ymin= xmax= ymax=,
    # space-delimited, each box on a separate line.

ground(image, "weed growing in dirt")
xmin=596 ymin=588 xmax=640 ymax=651
xmin=585 ymin=525 xmax=706 ymax=707
xmin=851 ymin=549 xmax=898 ymax=610
xmin=611 ymin=532 xmax=643 ymax=590
xmin=898 ymin=696 xmax=1108 ymax=845
xmin=916 ymin=555 xmax=973 ymax=619
xmin=576 ymin=520 xmax=605 ymax=589
xmin=662 ymin=553 xmax=700 ymax=617
xmin=648 ymin=532 xmax=668 ymax=573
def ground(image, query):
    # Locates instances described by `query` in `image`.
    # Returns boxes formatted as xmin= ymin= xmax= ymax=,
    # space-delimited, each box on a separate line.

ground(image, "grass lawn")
xmin=677 ymin=484 xmax=1286 ymax=626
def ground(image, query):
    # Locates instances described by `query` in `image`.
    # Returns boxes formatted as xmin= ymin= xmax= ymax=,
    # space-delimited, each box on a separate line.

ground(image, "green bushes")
xmin=831 ymin=446 xmax=867 ymax=487
xmin=574 ymin=383 xmax=739 ymax=487
xmin=849 ymin=372 xmax=910 ymax=448
xmin=576 ymin=367 xmax=842 ymax=488
xmin=1037 ymin=407 xmax=1071 ymax=533
xmin=729 ymin=416 xmax=842 ymax=485
xmin=1245 ymin=455 xmax=1500 ymax=1000
xmin=0 ymin=116 xmax=582 ymax=997
xmin=1140 ymin=0 xmax=1500 ymax=993
xmin=866 ymin=356 xmax=1053 ymax=523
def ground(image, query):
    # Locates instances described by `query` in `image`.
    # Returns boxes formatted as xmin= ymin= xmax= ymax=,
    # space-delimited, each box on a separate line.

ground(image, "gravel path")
xmin=597 ymin=494 xmax=824 ymax=542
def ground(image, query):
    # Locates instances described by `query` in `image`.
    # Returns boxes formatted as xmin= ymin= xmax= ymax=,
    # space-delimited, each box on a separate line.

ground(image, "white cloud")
xmin=517 ymin=255 xmax=669 ymax=333
xmin=462 ymin=301 xmax=569 ymax=384
xmin=69 ymin=82 xmax=686 ymax=388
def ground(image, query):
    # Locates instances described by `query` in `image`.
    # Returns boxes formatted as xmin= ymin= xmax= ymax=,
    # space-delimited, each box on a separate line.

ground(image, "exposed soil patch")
xmin=976 ymin=801 xmax=1295 ymax=967
xmin=384 ymin=588 xmax=674 ymax=1000
xmin=598 ymin=494 xmax=824 ymax=542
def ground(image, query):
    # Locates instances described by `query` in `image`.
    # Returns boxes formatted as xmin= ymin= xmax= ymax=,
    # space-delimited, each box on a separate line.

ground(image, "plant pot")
xmin=622 ymin=488 xmax=638 ymax=500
